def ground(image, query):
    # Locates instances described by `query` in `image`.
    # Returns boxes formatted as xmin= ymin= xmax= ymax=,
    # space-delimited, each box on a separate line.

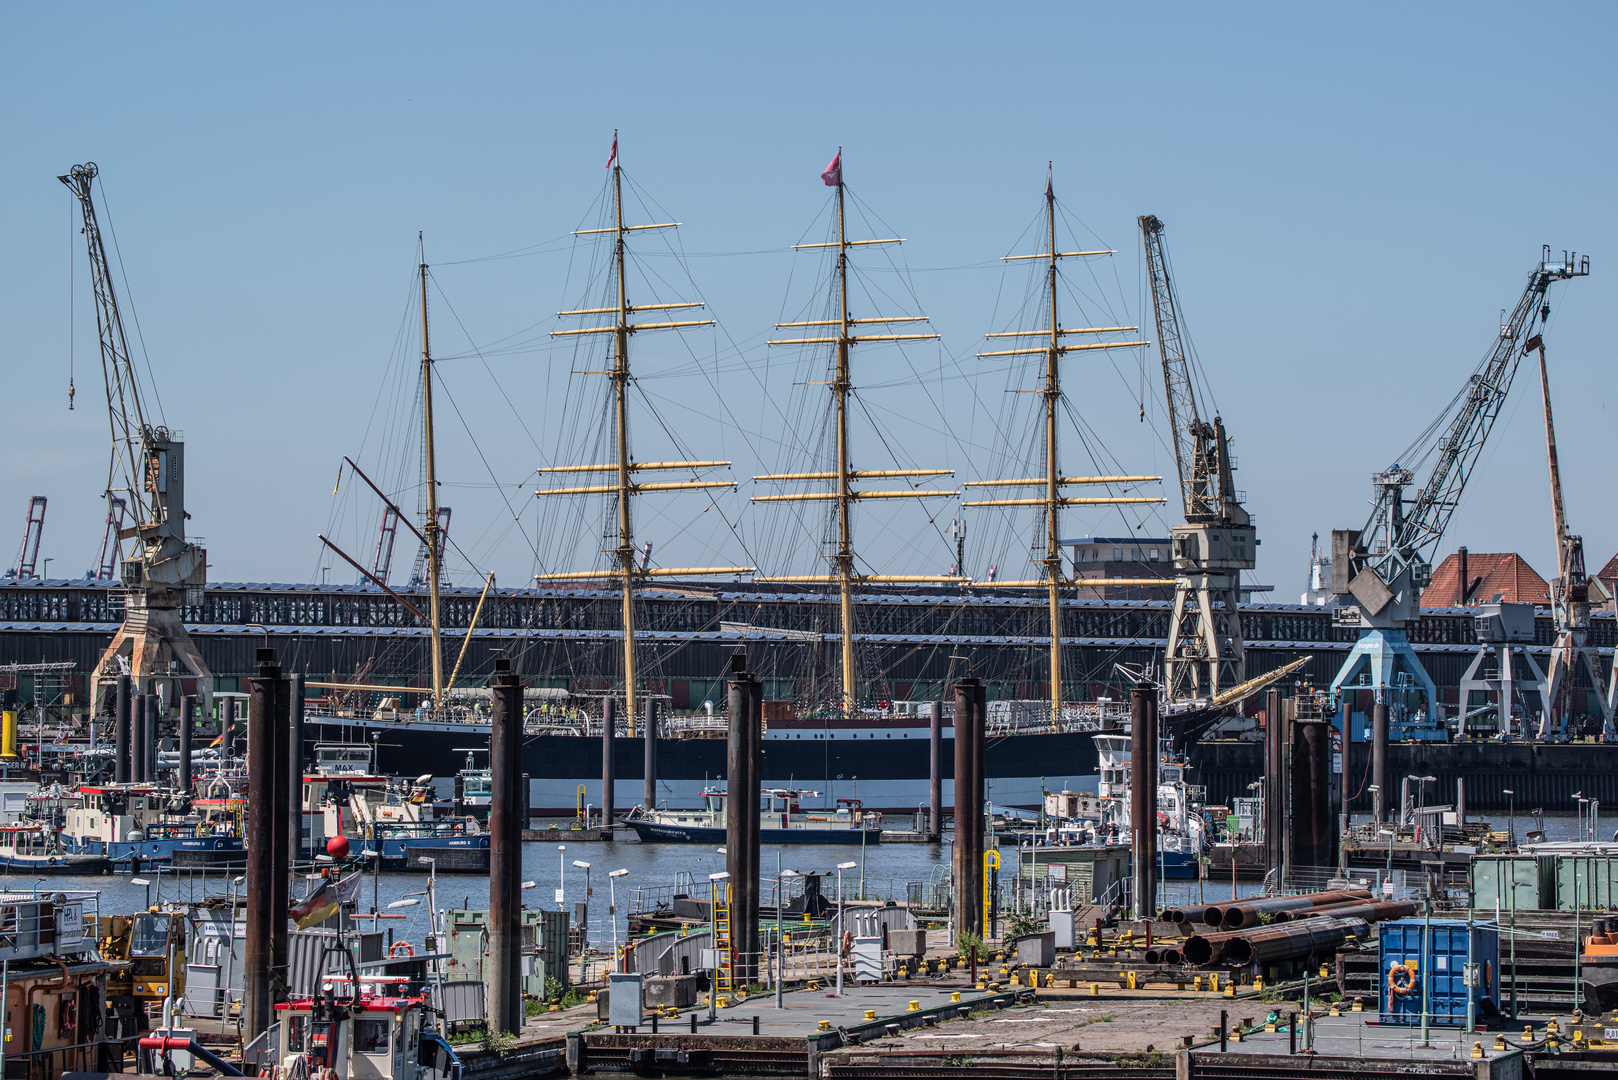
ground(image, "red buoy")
xmin=326 ymin=835 xmax=351 ymax=859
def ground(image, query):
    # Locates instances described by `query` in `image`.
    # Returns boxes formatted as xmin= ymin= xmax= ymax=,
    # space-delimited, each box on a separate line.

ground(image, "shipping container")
xmin=1379 ymin=918 xmax=1500 ymax=1027
xmin=1553 ymin=854 xmax=1618 ymax=911
xmin=1469 ymin=855 xmax=1552 ymax=911
xmin=445 ymin=907 xmax=571 ymax=997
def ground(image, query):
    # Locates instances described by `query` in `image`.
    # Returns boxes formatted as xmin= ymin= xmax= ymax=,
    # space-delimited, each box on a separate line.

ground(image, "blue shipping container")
xmin=1379 ymin=919 xmax=1500 ymax=1027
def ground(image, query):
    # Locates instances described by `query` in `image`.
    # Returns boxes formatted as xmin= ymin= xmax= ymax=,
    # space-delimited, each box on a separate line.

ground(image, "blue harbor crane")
xmin=1329 ymin=247 xmax=1588 ymax=736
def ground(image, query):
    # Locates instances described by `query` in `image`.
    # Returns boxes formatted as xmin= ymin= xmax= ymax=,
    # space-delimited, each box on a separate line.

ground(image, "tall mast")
xmin=832 ymin=176 xmax=857 ymax=711
xmin=1041 ymin=171 xmax=1062 ymax=723
xmin=966 ymin=171 xmax=1160 ymax=729
xmin=610 ymin=153 xmax=641 ymax=728
xmin=756 ymin=149 xmax=960 ymax=715
xmin=538 ymin=134 xmax=752 ymax=727
xmin=420 ymin=235 xmax=444 ymax=707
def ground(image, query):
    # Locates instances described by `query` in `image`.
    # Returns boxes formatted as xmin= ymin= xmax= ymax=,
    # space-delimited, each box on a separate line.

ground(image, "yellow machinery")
xmin=99 ymin=911 xmax=186 ymax=1028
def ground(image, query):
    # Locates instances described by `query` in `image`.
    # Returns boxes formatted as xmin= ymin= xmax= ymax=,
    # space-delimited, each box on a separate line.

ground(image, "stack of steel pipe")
xmin=1219 ymin=916 xmax=1370 ymax=967
xmin=1182 ymin=915 xmax=1371 ymax=967
xmin=1217 ymin=889 xmax=1371 ymax=929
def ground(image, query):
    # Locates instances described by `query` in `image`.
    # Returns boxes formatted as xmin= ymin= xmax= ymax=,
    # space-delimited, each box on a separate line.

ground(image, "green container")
xmin=1553 ymin=854 xmax=1618 ymax=911
xmin=444 ymin=906 xmax=573 ymax=998
xmin=1469 ymin=855 xmax=1549 ymax=911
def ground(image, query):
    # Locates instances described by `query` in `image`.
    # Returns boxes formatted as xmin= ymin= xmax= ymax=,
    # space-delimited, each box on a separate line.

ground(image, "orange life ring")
xmin=389 ymin=940 xmax=415 ymax=957
xmin=1386 ymin=961 xmax=1414 ymax=997
xmin=840 ymin=930 xmax=853 ymax=957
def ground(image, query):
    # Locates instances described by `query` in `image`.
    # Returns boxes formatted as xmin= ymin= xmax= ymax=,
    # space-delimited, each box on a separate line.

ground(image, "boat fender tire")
xmin=1387 ymin=961 xmax=1414 ymax=997
xmin=841 ymin=931 xmax=852 ymax=958
xmin=389 ymin=940 xmax=415 ymax=958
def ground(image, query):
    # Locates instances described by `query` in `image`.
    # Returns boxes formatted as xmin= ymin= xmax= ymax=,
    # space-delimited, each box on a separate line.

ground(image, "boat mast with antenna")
xmin=537 ymin=134 xmax=753 ymax=730
xmin=754 ymin=149 xmax=962 ymax=713
xmin=965 ymin=168 xmax=1161 ymax=727
xmin=419 ymin=234 xmax=446 ymax=709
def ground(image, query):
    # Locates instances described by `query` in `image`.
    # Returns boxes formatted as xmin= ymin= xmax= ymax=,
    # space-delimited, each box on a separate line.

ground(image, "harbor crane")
xmin=1329 ymin=247 xmax=1588 ymax=729
xmin=1530 ymin=334 xmax=1613 ymax=740
xmin=60 ymin=162 xmax=213 ymax=711
xmin=12 ymin=497 xmax=46 ymax=579
xmin=1140 ymin=215 xmax=1255 ymax=702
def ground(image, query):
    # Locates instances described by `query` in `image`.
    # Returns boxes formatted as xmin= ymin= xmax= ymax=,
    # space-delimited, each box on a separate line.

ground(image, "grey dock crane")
xmin=60 ymin=162 xmax=213 ymax=712
xmin=1140 ymin=214 xmax=1255 ymax=703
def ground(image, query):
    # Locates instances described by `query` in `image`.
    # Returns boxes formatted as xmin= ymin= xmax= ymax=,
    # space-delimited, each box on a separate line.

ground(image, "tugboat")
xmin=1090 ymin=733 xmax=1208 ymax=878
xmin=56 ymin=782 xmax=243 ymax=869
xmin=0 ymin=822 xmax=111 ymax=874
xmin=625 ymin=787 xmax=883 ymax=844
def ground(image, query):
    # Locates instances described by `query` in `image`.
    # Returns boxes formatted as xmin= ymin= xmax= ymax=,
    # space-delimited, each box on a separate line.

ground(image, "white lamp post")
xmin=835 ymin=860 xmax=856 ymax=996
xmin=608 ymin=869 xmax=629 ymax=967
xmin=776 ymin=867 xmax=798 ymax=1008
xmin=557 ymin=845 xmax=567 ymax=911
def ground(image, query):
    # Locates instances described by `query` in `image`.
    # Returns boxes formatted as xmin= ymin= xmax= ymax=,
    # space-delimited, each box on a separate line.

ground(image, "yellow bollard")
xmin=818 ymin=1020 xmax=831 ymax=1031
xmin=1547 ymin=1019 xmax=1560 ymax=1035
xmin=1223 ymin=984 xmax=1235 ymax=998
xmin=1352 ymin=997 xmax=1363 ymax=1013
xmin=951 ymin=991 xmax=961 ymax=1002
xmin=976 ymin=979 xmax=987 ymax=990
xmin=717 ymin=996 xmax=727 ymax=1008
xmin=0 ymin=710 xmax=15 ymax=760
xmin=1470 ymin=1042 xmax=1484 ymax=1059
xmin=1319 ymin=964 xmax=1329 ymax=979
xmin=1208 ymin=973 xmax=1219 ymax=993
xmin=1253 ymin=977 xmax=1264 ymax=993
xmin=1193 ymin=976 xmax=1202 ymax=992
xmin=1126 ymin=971 xmax=1137 ymax=990
xmin=1523 ymin=1026 xmax=1534 ymax=1043
xmin=1090 ymin=983 xmax=1099 ymax=997
xmin=908 ymin=1000 xmax=920 ymax=1011
xmin=1493 ymin=1035 xmax=1506 ymax=1052
xmin=1009 ymin=973 xmax=1020 ymax=986
xmin=1231 ymin=1029 xmax=1243 ymax=1043
xmin=865 ymin=1010 xmax=876 ymax=1021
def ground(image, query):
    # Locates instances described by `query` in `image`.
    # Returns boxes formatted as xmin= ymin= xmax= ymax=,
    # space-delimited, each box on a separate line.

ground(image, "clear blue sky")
xmin=3 ymin=4 xmax=1614 ymax=594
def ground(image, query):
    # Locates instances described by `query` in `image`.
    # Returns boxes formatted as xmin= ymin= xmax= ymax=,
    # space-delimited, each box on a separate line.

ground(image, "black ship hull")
xmin=301 ymin=715 xmax=1102 ymax=816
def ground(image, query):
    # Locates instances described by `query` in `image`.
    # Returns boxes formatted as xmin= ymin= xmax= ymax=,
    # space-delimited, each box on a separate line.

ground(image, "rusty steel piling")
xmin=488 ymin=657 xmax=524 ymax=1035
xmin=243 ymin=647 xmax=282 ymax=1043
xmin=725 ymin=656 xmax=761 ymax=985
xmin=953 ymin=679 xmax=985 ymax=940
xmin=114 ymin=674 xmax=131 ymax=784
xmin=928 ymin=700 xmax=942 ymax=841
xmin=289 ymin=673 xmax=304 ymax=860
xmin=1131 ymin=686 xmax=1158 ymax=919
xmin=178 ymin=694 xmax=194 ymax=792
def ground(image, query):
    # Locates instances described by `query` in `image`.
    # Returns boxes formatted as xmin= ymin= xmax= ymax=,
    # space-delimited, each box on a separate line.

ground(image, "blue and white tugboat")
xmin=57 ymin=783 xmax=242 ymax=869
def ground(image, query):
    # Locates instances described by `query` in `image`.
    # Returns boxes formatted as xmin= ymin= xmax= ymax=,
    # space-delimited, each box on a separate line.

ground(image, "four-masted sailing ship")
xmin=296 ymin=144 xmax=1180 ymax=814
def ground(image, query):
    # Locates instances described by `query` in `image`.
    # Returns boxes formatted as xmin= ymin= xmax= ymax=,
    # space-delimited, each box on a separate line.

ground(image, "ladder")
xmin=713 ymin=881 xmax=732 ymax=994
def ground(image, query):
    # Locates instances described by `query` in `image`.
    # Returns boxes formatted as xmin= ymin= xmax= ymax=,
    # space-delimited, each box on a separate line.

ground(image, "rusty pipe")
xmin=1219 ymin=917 xmax=1370 ymax=967
xmin=1182 ymin=930 xmax=1243 ymax=966
xmin=1219 ymin=889 xmax=1371 ymax=929
xmin=1164 ymin=904 xmax=1222 ymax=925
xmin=1286 ymin=899 xmax=1417 ymax=925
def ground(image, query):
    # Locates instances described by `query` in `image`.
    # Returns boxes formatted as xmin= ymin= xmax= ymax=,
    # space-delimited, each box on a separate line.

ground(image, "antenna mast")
xmin=419 ymin=237 xmax=445 ymax=707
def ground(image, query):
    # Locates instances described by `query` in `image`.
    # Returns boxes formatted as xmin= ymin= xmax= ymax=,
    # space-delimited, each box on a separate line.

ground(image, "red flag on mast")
xmin=820 ymin=150 xmax=842 ymax=187
xmin=606 ymin=136 xmax=618 ymax=169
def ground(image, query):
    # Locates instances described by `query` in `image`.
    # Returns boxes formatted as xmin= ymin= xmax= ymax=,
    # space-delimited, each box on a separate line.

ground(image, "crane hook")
xmin=67 ymin=377 xmax=75 ymax=411
xmin=1138 ymin=403 xmax=1145 ymax=423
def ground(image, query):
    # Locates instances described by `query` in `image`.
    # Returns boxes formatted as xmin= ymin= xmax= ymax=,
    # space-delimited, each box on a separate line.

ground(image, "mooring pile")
xmin=1153 ymin=889 xmax=1417 ymax=968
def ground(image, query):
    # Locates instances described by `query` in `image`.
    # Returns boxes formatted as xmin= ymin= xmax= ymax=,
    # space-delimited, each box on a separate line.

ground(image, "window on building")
xmin=1132 ymin=548 xmax=1141 ymax=560
xmin=1149 ymin=548 xmax=1160 ymax=561
xmin=1113 ymin=548 xmax=1123 ymax=561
